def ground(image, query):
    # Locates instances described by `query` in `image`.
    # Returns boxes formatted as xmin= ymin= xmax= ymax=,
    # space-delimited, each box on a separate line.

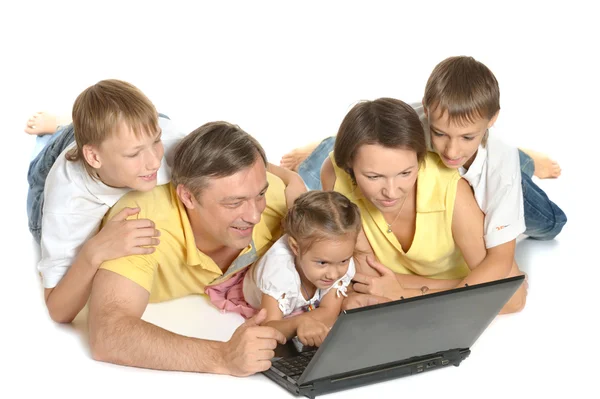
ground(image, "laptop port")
xmin=441 ymin=359 xmax=449 ymax=366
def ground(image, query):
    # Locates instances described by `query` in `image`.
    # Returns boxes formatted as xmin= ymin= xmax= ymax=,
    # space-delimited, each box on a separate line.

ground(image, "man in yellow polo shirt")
xmin=87 ymin=122 xmax=289 ymax=377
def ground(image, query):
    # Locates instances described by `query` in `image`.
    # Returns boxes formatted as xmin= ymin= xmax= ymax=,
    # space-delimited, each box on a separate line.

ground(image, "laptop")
xmin=262 ymin=275 xmax=525 ymax=398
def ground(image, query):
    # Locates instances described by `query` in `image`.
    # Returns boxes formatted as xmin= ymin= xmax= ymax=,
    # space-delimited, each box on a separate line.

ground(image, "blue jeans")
xmin=297 ymin=137 xmax=567 ymax=240
xmin=27 ymin=124 xmax=76 ymax=244
xmin=26 ymin=114 xmax=171 ymax=244
xmin=519 ymin=150 xmax=567 ymax=240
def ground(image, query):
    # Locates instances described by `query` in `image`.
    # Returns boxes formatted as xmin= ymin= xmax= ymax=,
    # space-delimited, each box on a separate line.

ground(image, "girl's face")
xmin=351 ymin=144 xmax=419 ymax=215
xmin=290 ymin=234 xmax=356 ymax=290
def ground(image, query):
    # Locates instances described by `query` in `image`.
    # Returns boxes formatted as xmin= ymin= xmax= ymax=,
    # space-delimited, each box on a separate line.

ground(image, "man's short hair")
xmin=66 ymin=79 xmax=159 ymax=178
xmin=171 ymin=121 xmax=267 ymax=199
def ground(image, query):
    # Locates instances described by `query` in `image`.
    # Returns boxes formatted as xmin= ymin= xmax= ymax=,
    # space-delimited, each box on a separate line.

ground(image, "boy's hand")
xmin=85 ymin=207 xmax=160 ymax=267
xmin=297 ymin=316 xmax=330 ymax=347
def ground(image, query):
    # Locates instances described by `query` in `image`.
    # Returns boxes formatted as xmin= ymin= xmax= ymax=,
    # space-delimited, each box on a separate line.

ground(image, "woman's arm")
xmin=320 ymin=157 xmax=336 ymax=191
xmin=267 ymin=163 xmax=307 ymax=208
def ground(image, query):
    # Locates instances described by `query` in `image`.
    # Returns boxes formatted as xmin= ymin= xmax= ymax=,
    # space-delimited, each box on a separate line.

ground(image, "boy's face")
xmin=92 ymin=121 xmax=164 ymax=191
xmin=427 ymin=106 xmax=497 ymax=170
xmin=187 ymin=159 xmax=269 ymax=251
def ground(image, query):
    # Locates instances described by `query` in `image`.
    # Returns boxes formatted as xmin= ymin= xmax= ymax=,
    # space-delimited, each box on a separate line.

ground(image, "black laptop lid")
xmin=298 ymin=275 xmax=524 ymax=385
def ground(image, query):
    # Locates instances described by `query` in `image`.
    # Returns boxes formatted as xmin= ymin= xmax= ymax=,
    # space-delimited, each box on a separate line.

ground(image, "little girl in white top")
xmin=243 ymin=190 xmax=361 ymax=347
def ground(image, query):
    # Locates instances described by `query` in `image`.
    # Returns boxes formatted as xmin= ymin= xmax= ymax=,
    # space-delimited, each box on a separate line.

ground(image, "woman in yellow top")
xmin=320 ymin=98 xmax=526 ymax=314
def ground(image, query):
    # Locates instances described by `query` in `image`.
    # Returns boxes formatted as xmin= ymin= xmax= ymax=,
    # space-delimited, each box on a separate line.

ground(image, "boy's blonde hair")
xmin=423 ymin=56 xmax=500 ymax=144
xmin=66 ymin=79 xmax=159 ymax=178
xmin=284 ymin=191 xmax=361 ymax=255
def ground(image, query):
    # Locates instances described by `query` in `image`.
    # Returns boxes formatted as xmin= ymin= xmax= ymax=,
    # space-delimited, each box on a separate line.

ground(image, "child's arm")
xmin=451 ymin=178 xmax=527 ymax=313
xmin=261 ymin=290 xmax=343 ymax=347
xmin=266 ymin=163 xmax=307 ymax=208
xmin=43 ymin=207 xmax=160 ymax=323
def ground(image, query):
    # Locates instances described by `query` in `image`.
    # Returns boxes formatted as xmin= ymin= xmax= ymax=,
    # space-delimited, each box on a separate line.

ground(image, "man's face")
xmin=93 ymin=121 xmax=164 ymax=191
xmin=189 ymin=159 xmax=269 ymax=251
xmin=428 ymin=106 xmax=496 ymax=170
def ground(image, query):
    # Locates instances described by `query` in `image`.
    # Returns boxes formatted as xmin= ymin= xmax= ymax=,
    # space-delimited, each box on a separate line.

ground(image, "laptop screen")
xmin=299 ymin=276 xmax=524 ymax=384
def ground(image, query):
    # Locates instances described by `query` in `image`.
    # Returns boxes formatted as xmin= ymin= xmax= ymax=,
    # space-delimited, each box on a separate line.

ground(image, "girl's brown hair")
xmin=284 ymin=191 xmax=361 ymax=254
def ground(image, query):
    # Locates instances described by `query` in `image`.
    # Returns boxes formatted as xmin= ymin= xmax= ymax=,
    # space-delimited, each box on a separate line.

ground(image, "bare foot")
xmin=520 ymin=148 xmax=562 ymax=179
xmin=279 ymin=141 xmax=321 ymax=171
xmin=24 ymin=112 xmax=70 ymax=135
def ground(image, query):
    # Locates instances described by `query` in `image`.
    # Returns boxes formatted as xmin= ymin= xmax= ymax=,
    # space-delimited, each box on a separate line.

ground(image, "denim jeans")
xmin=27 ymin=124 xmax=76 ymax=244
xmin=26 ymin=114 xmax=171 ymax=244
xmin=297 ymin=137 xmax=567 ymax=240
xmin=518 ymin=150 xmax=567 ymax=240
xmin=297 ymin=136 xmax=336 ymax=191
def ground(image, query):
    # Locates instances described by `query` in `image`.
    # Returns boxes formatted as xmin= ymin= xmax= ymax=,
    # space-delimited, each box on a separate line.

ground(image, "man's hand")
xmin=297 ymin=316 xmax=330 ymax=347
xmin=352 ymin=256 xmax=405 ymax=300
xmin=83 ymin=207 xmax=160 ymax=267
xmin=221 ymin=309 xmax=287 ymax=377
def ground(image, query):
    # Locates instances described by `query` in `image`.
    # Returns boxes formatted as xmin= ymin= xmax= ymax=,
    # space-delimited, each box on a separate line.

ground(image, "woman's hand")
xmin=352 ymin=256 xmax=406 ymax=300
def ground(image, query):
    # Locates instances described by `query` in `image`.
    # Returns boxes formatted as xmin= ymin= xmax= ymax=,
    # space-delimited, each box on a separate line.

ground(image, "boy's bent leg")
xmin=519 ymin=148 xmax=561 ymax=179
xmin=521 ymin=172 xmax=567 ymax=240
xmin=27 ymin=124 xmax=76 ymax=243
xmin=296 ymin=136 xmax=336 ymax=190
xmin=518 ymin=149 xmax=535 ymax=178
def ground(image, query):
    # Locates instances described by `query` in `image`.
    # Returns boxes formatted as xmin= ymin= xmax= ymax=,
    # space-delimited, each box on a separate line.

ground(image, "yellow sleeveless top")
xmin=331 ymin=152 xmax=469 ymax=279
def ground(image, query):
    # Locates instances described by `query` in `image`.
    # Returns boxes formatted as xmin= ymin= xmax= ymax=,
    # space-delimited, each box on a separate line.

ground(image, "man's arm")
xmin=88 ymin=269 xmax=285 ymax=376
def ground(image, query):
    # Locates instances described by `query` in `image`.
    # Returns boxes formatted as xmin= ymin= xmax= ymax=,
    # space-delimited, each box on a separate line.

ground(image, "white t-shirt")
xmin=243 ymin=235 xmax=356 ymax=316
xmin=413 ymin=103 xmax=526 ymax=248
xmin=37 ymin=116 xmax=187 ymax=288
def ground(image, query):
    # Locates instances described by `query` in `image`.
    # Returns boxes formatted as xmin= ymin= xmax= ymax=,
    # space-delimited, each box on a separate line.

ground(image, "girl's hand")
xmin=297 ymin=316 xmax=330 ymax=347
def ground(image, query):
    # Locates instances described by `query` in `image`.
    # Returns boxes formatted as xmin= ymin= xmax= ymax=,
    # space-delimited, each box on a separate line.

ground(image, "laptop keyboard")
xmin=272 ymin=351 xmax=316 ymax=381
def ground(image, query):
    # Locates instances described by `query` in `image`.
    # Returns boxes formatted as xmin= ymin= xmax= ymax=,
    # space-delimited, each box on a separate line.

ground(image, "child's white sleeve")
xmin=483 ymin=172 xmax=526 ymax=248
xmin=321 ymin=258 xmax=356 ymax=298
xmin=254 ymin=252 xmax=301 ymax=316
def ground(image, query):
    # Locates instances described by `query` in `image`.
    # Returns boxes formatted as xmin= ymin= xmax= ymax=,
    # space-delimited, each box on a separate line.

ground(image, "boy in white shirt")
xmin=26 ymin=79 xmax=185 ymax=323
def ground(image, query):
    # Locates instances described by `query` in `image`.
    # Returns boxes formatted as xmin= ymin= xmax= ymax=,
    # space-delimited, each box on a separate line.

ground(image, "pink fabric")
xmin=205 ymin=269 xmax=258 ymax=319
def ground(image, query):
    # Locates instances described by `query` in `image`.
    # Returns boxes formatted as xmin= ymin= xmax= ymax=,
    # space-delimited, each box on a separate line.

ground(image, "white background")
xmin=1 ymin=1 xmax=598 ymax=398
